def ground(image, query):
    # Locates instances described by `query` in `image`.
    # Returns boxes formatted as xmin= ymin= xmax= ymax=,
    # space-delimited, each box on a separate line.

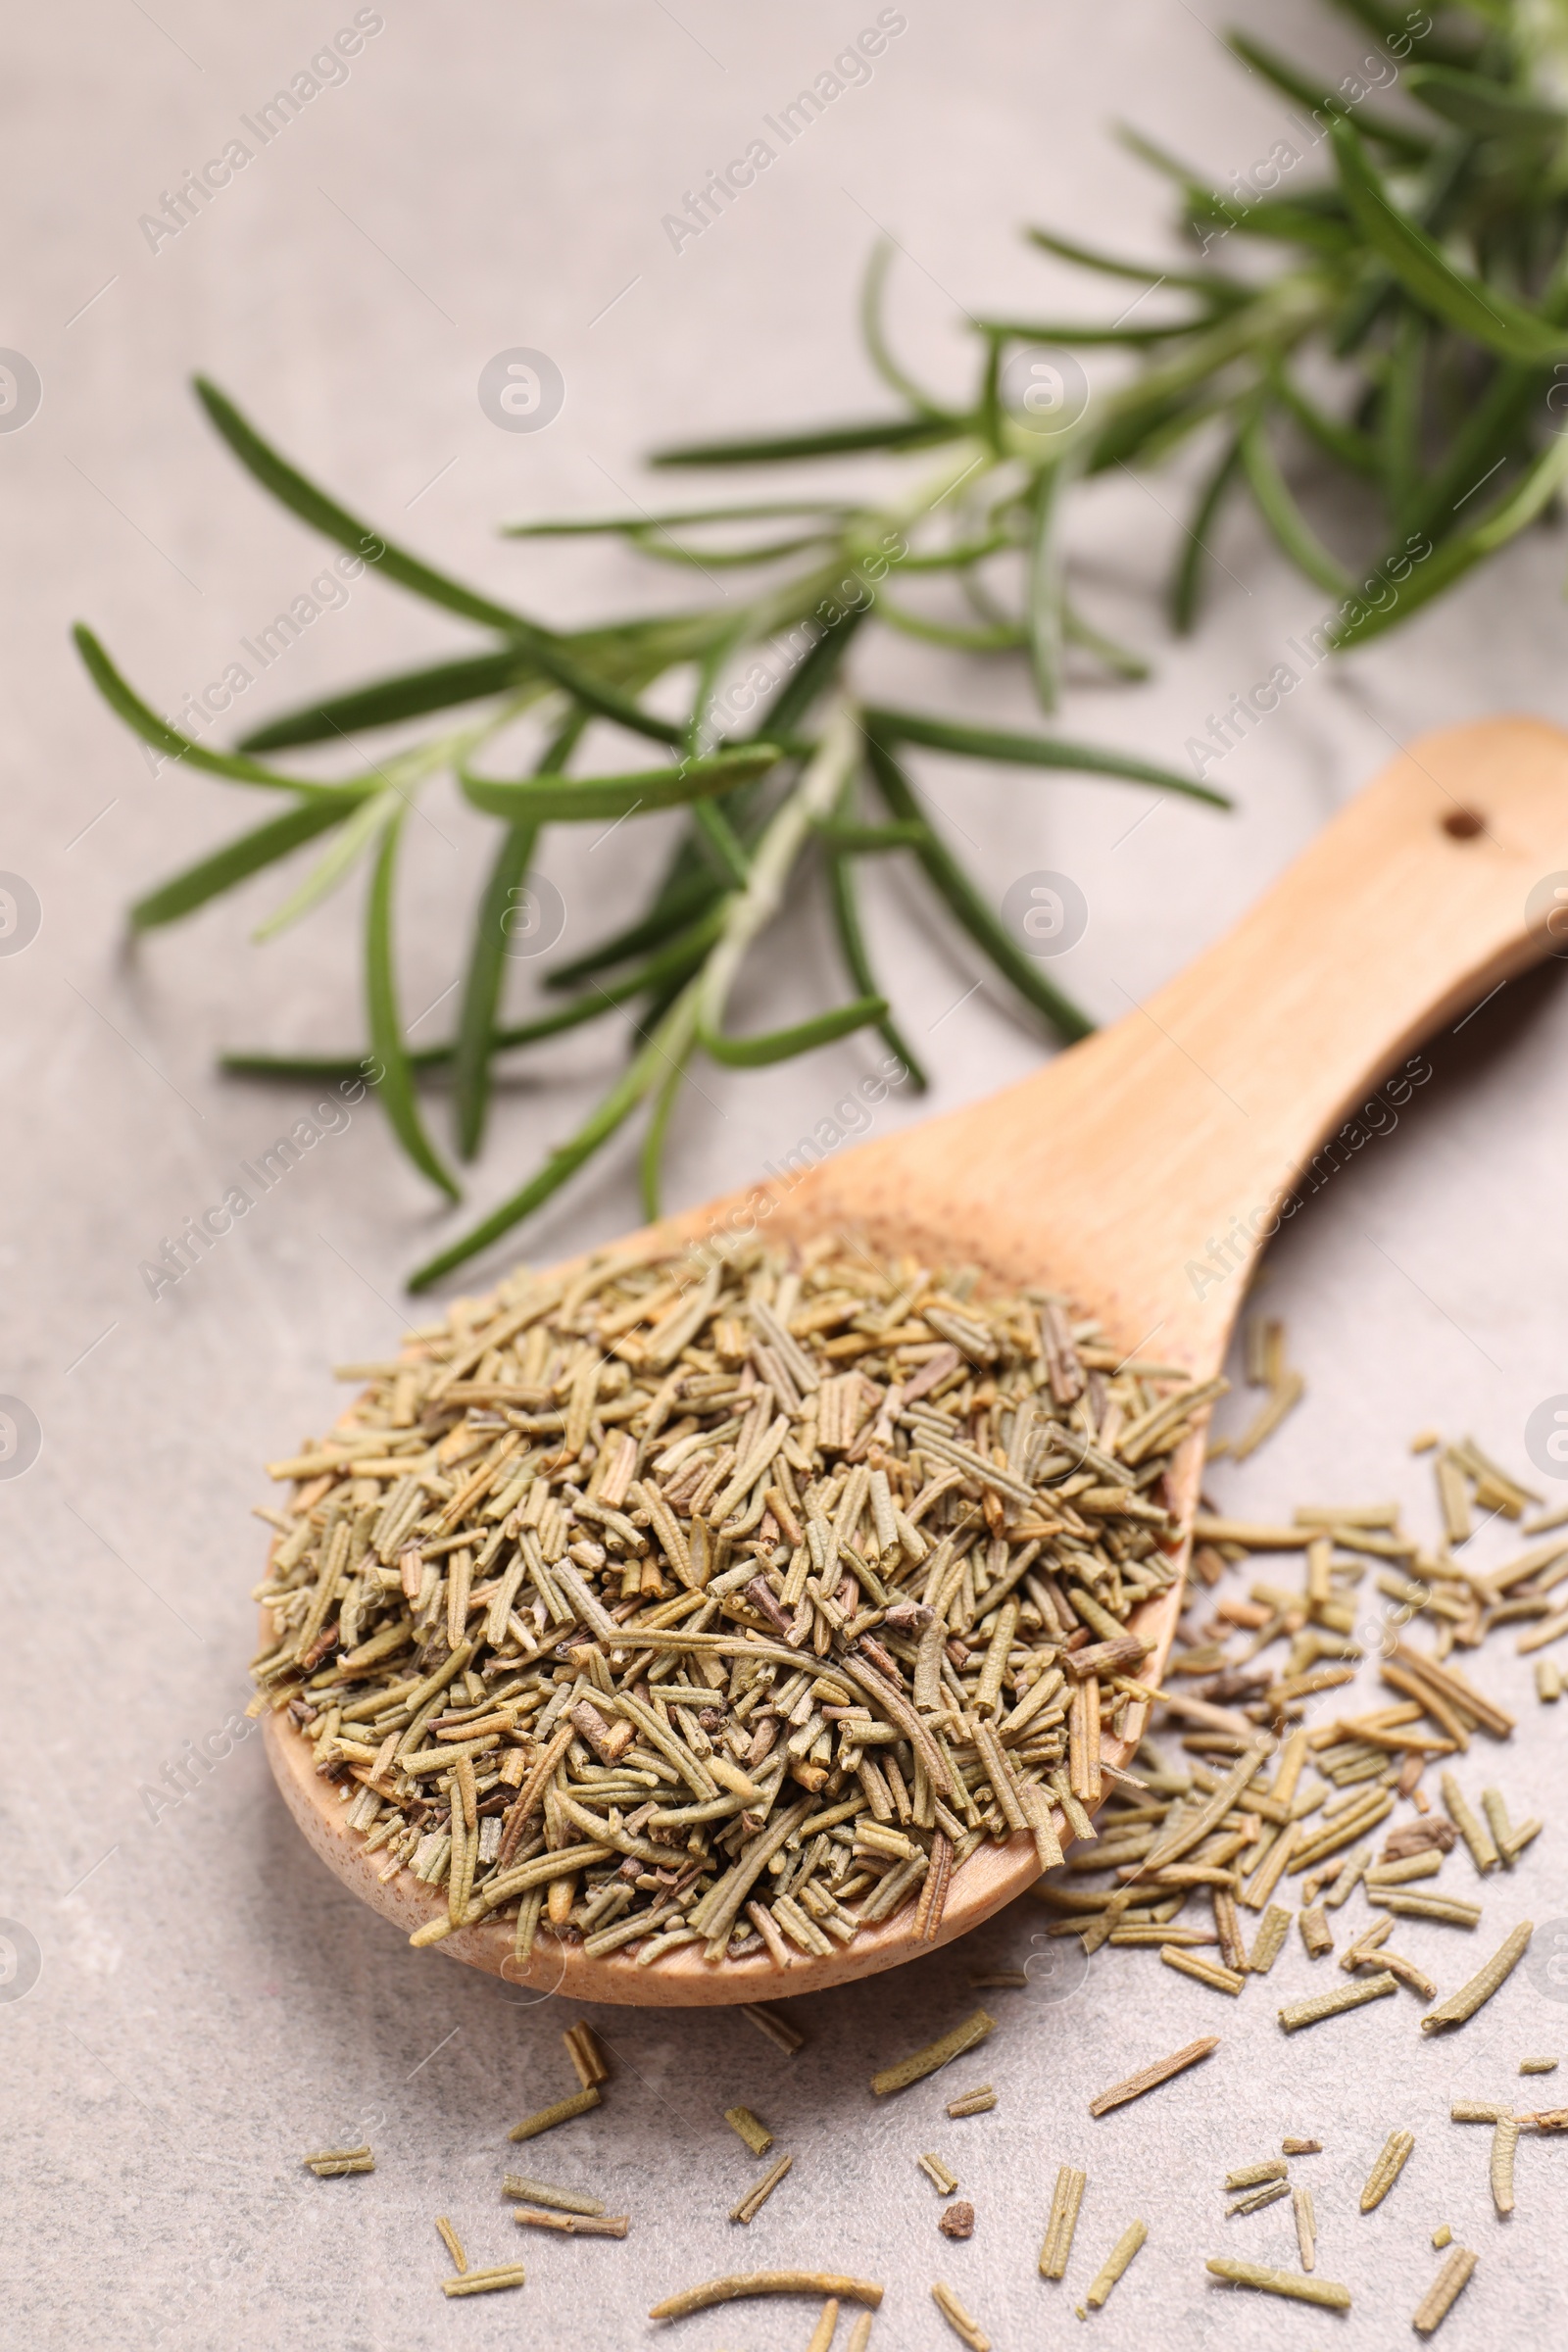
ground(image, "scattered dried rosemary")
xmin=1224 ymin=2158 xmax=1286 ymax=2192
xmin=729 ymin=2153 xmax=792 ymax=2226
xmin=742 ymin=2002 xmax=804 ymax=2054
xmin=1035 ymin=1372 xmax=1550 ymax=2042
xmin=508 ymin=2089 xmax=601 ymax=2143
xmin=252 ymin=1233 xmax=1202 ymax=1970
xmin=1279 ymin=1969 xmax=1399 ymax=2033
xmin=1292 ymin=2185 xmax=1315 ymax=2274
xmin=872 ymin=2013 xmax=998 ymax=2100
xmin=502 ymin=2174 xmax=604 ymax=2217
xmin=513 ymin=2205 xmax=628 ymax=2236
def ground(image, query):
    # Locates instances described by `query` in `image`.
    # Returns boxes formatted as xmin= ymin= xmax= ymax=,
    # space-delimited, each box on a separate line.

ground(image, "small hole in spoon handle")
xmin=1442 ymin=808 xmax=1486 ymax=839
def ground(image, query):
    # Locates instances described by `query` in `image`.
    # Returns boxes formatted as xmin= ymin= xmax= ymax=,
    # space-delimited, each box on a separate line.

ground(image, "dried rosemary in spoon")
xmin=253 ymin=1231 xmax=1205 ymax=1971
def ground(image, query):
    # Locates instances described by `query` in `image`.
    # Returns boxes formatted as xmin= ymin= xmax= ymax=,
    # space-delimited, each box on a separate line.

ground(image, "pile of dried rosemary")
xmin=1033 ymin=1381 xmax=1554 ymax=2024
xmin=249 ymin=1232 xmax=1209 ymax=1967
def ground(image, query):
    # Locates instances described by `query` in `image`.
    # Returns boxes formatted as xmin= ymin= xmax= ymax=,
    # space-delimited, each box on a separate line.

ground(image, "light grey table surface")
xmin=5 ymin=4 xmax=1567 ymax=2346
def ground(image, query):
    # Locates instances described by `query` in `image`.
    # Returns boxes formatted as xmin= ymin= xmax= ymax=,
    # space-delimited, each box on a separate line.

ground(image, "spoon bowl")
xmin=265 ymin=717 xmax=1568 ymax=2000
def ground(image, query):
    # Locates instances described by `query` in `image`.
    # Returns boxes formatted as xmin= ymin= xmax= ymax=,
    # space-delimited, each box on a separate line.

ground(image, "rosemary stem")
xmin=740 ymin=443 xmax=1003 ymax=655
xmin=407 ymin=980 xmax=700 ymax=1289
xmin=696 ymin=704 xmax=859 ymax=1047
xmin=254 ymin=700 xmax=524 ymax=940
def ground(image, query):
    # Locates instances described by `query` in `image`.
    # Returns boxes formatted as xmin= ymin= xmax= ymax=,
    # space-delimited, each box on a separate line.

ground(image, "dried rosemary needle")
xmin=1359 ymin=2129 xmax=1414 ymax=2213
xmin=442 ymin=2264 xmax=526 ymax=2298
xmin=730 ymin=2154 xmax=793 ymax=2225
xmin=304 ymin=2145 xmax=373 ymax=2178
xmin=649 ymin=2272 xmax=884 ymax=2320
xmin=805 ymin=2300 xmax=840 ymax=2352
xmin=871 ymin=2013 xmax=998 ymax=2099
xmin=1422 ymin=1924 xmax=1534 ymax=2034
xmin=502 ymin=2174 xmax=605 ymax=2216
xmin=931 ymin=2280 xmax=990 ymax=2351
xmin=1412 ymin=2248 xmax=1477 ymax=2336
xmin=1039 ymin=2164 xmax=1086 ymax=2279
xmin=1088 ymin=2036 xmax=1219 ymax=2117
xmin=1085 ymin=2220 xmax=1146 ymax=2308
xmin=1279 ymin=1971 xmax=1398 ymax=2034
xmin=1203 ymin=2257 xmax=1350 ymax=2309
xmin=724 ymin=2106 xmax=774 ymax=2157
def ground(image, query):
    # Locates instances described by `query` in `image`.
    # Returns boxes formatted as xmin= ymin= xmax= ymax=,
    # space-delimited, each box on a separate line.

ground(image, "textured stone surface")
xmin=4 ymin=4 xmax=1567 ymax=2345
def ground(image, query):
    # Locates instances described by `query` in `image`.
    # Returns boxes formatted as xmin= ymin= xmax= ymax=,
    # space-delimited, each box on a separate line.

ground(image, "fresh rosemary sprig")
xmin=74 ymin=375 xmax=1217 ymax=1289
xmin=650 ymin=2 xmax=1568 ymax=653
xmin=979 ymin=0 xmax=1568 ymax=646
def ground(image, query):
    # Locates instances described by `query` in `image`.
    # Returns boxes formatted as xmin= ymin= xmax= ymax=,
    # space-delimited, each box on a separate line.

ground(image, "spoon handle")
xmin=814 ymin=717 xmax=1568 ymax=1368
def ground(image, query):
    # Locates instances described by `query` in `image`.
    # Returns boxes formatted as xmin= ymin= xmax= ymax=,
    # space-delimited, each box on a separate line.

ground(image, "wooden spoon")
xmin=266 ymin=717 xmax=1568 ymax=2003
